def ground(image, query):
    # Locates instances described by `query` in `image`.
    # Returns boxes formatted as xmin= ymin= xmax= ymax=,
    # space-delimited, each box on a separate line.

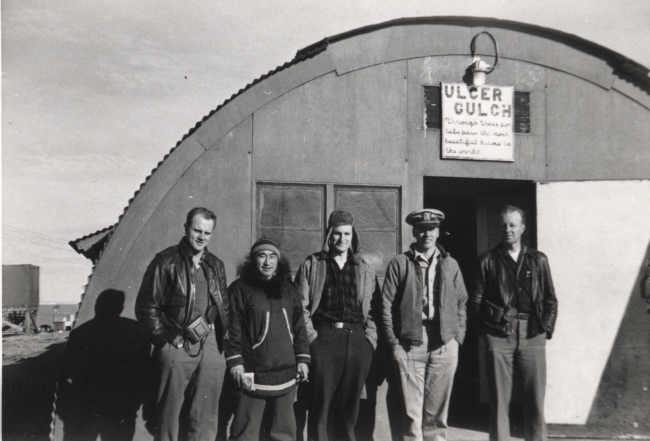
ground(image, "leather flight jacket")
xmin=136 ymin=237 xmax=229 ymax=350
xmin=470 ymin=245 xmax=558 ymax=339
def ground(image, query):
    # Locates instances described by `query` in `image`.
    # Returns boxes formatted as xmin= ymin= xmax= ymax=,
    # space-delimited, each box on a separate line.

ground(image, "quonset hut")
xmin=59 ymin=17 xmax=650 ymax=440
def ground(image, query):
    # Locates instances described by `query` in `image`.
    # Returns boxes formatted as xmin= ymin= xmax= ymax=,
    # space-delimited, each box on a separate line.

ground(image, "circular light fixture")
xmin=470 ymin=31 xmax=499 ymax=87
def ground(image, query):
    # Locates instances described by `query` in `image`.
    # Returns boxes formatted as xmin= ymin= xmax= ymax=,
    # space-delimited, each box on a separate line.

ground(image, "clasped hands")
xmin=230 ymin=363 xmax=309 ymax=389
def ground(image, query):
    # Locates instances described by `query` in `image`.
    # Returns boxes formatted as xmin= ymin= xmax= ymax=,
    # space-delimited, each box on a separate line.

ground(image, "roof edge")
xmin=85 ymin=16 xmax=650 ymax=265
xmin=79 ymin=43 xmax=328 ymax=258
xmin=69 ymin=225 xmax=115 ymax=251
xmin=296 ymin=16 xmax=650 ymax=89
xmin=69 ymin=225 xmax=116 ymax=264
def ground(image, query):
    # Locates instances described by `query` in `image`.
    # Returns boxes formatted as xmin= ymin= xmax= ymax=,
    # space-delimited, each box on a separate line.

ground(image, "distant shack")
xmin=2 ymin=264 xmax=39 ymax=333
xmin=39 ymin=304 xmax=79 ymax=331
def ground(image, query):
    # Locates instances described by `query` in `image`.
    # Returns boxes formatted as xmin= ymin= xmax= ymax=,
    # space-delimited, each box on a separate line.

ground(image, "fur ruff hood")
xmin=236 ymin=253 xmax=293 ymax=291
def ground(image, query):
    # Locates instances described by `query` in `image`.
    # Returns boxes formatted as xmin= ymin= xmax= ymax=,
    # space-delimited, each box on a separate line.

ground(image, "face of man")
xmin=255 ymin=250 xmax=279 ymax=280
xmin=328 ymin=224 xmax=353 ymax=256
xmin=500 ymin=210 xmax=525 ymax=245
xmin=413 ymin=226 xmax=439 ymax=252
xmin=184 ymin=214 xmax=215 ymax=254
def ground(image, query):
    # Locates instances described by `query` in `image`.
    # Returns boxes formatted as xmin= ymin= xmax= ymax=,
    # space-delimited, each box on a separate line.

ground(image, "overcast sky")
xmin=3 ymin=0 xmax=650 ymax=304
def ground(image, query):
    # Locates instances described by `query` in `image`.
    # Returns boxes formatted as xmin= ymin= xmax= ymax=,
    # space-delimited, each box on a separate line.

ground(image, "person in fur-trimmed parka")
xmin=226 ymin=239 xmax=310 ymax=441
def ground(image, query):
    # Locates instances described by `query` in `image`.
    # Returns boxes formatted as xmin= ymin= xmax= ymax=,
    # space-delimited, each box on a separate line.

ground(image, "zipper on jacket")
xmin=205 ymin=260 xmax=228 ymax=327
xmin=184 ymin=258 xmax=197 ymax=327
xmin=282 ymin=308 xmax=294 ymax=344
xmin=437 ymin=259 xmax=444 ymax=340
xmin=252 ymin=312 xmax=270 ymax=349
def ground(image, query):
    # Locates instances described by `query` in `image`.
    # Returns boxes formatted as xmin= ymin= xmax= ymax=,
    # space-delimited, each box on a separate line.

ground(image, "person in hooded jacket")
xmin=295 ymin=210 xmax=379 ymax=441
xmin=226 ymin=238 xmax=310 ymax=441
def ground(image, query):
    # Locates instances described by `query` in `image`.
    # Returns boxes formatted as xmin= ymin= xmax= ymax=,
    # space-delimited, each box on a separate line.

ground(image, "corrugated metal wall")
xmin=55 ymin=20 xmax=650 ymax=440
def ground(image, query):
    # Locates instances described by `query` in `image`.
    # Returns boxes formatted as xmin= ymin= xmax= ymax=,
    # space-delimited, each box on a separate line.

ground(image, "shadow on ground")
xmin=53 ymin=289 xmax=154 ymax=441
xmin=2 ymin=337 xmax=67 ymax=441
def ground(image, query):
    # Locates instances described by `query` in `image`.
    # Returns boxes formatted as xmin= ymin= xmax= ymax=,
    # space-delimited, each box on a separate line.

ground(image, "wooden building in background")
xmin=2 ymin=264 xmax=40 ymax=333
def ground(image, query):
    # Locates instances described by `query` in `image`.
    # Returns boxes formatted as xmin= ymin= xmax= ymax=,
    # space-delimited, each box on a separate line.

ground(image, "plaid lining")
xmin=313 ymin=255 xmax=363 ymax=324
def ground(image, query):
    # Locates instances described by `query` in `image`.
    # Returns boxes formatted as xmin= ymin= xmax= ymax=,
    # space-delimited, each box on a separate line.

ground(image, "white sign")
xmin=441 ymin=82 xmax=514 ymax=162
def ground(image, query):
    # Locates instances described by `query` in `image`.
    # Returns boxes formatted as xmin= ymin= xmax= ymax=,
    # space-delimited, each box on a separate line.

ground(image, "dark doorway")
xmin=423 ymin=176 xmax=536 ymax=434
xmin=424 ymin=177 xmax=537 ymax=282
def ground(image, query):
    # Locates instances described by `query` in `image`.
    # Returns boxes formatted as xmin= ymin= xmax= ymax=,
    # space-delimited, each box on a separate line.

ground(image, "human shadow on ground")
xmin=2 ymin=338 xmax=67 ymax=441
xmin=55 ymin=289 xmax=154 ymax=441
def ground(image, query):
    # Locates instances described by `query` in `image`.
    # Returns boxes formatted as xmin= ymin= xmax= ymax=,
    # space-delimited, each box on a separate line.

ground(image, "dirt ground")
xmin=2 ymin=330 xmax=647 ymax=441
xmin=2 ymin=331 xmax=70 ymax=441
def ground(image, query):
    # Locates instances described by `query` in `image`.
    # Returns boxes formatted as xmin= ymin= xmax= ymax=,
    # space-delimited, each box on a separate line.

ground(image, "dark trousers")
xmin=308 ymin=328 xmax=374 ymax=441
xmin=154 ymin=333 xmax=226 ymax=441
xmin=485 ymin=319 xmax=547 ymax=441
xmin=229 ymin=388 xmax=298 ymax=441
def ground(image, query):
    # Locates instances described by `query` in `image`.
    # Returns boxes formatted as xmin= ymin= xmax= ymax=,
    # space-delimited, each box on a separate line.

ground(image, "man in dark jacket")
xmin=135 ymin=207 xmax=229 ymax=441
xmin=226 ymin=238 xmax=310 ymax=441
xmin=381 ymin=209 xmax=467 ymax=441
xmin=470 ymin=205 xmax=558 ymax=441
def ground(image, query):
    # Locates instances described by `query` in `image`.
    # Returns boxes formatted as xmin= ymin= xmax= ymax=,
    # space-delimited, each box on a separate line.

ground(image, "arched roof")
xmin=297 ymin=16 xmax=650 ymax=86
xmin=71 ymin=16 xmax=650 ymax=264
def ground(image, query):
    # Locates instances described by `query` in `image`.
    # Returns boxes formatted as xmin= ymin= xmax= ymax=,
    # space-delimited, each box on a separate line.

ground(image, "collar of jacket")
xmin=405 ymin=243 xmax=449 ymax=261
xmin=241 ymin=275 xmax=287 ymax=297
xmin=178 ymin=236 xmax=209 ymax=264
xmin=320 ymin=249 xmax=361 ymax=265
xmin=494 ymin=243 xmax=529 ymax=259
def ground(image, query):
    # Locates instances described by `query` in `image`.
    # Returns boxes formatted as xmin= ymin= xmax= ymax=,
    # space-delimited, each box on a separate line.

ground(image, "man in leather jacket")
xmin=135 ymin=207 xmax=229 ymax=441
xmin=470 ymin=205 xmax=558 ymax=441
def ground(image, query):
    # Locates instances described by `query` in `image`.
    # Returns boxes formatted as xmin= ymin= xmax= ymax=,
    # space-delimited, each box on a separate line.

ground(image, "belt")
xmin=314 ymin=322 xmax=364 ymax=330
xmin=517 ymin=313 xmax=531 ymax=320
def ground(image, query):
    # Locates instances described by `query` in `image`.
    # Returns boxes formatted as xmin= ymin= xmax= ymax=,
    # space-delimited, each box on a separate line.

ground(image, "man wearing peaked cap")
xmin=405 ymin=209 xmax=445 ymax=227
xmin=295 ymin=210 xmax=379 ymax=441
xmin=381 ymin=208 xmax=467 ymax=441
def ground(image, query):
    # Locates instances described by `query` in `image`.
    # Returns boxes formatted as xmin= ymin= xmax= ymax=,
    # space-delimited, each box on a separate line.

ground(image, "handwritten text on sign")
xmin=441 ymin=83 xmax=514 ymax=162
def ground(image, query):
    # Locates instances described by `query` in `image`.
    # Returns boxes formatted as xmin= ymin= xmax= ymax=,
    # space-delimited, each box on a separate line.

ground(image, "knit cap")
xmin=251 ymin=238 xmax=281 ymax=258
